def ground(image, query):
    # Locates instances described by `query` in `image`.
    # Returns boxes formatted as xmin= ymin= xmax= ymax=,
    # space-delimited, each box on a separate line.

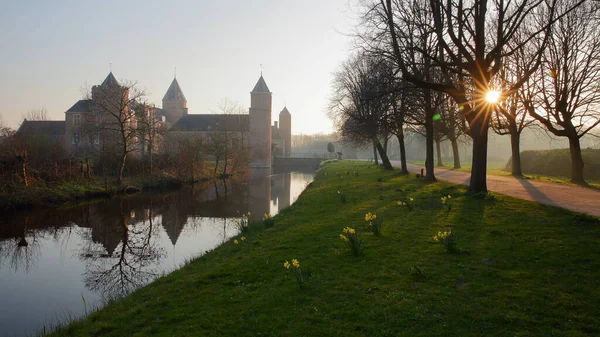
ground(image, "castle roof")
xmin=101 ymin=72 xmax=119 ymax=87
xmin=169 ymin=114 xmax=249 ymax=132
xmin=280 ymin=106 xmax=290 ymax=115
xmin=163 ymin=78 xmax=186 ymax=101
xmin=251 ymin=75 xmax=270 ymax=93
xmin=66 ymin=99 xmax=92 ymax=113
xmin=16 ymin=120 xmax=65 ymax=138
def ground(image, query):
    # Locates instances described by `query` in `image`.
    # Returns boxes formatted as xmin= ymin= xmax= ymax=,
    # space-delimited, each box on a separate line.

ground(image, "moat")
xmin=0 ymin=169 xmax=314 ymax=337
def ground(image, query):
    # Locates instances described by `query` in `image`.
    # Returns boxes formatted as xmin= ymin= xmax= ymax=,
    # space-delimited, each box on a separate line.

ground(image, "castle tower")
xmin=249 ymin=74 xmax=272 ymax=167
xmin=162 ymin=77 xmax=188 ymax=124
xmin=279 ymin=106 xmax=292 ymax=157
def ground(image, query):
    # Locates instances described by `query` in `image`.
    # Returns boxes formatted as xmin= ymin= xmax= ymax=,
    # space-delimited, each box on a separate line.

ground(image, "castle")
xmin=17 ymin=72 xmax=292 ymax=167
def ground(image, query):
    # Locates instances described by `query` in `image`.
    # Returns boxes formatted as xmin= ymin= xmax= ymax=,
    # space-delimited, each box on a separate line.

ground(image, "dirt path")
xmin=391 ymin=161 xmax=600 ymax=216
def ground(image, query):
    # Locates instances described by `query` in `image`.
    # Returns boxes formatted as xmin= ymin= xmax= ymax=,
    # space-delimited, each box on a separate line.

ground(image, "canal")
xmin=0 ymin=169 xmax=314 ymax=337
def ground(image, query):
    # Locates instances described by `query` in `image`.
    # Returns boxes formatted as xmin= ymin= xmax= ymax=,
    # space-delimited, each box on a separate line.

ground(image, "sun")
xmin=485 ymin=90 xmax=501 ymax=104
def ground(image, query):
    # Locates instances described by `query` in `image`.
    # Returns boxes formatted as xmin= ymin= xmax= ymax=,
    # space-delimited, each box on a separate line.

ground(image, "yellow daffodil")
xmin=241 ymin=236 xmax=246 ymax=241
xmin=292 ymin=259 xmax=300 ymax=268
xmin=284 ymin=261 xmax=290 ymax=269
xmin=234 ymin=240 xmax=239 ymax=244
xmin=340 ymin=234 xmax=348 ymax=241
xmin=448 ymin=195 xmax=452 ymax=199
xmin=409 ymin=197 xmax=414 ymax=201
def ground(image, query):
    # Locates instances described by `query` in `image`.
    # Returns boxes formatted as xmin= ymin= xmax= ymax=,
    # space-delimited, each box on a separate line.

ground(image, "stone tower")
xmin=279 ymin=106 xmax=291 ymax=157
xmin=162 ymin=77 xmax=188 ymax=124
xmin=249 ymin=74 xmax=272 ymax=167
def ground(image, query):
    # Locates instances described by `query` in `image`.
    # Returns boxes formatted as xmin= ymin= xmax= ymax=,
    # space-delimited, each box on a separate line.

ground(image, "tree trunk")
xmin=568 ymin=136 xmax=586 ymax=185
xmin=435 ymin=139 xmax=443 ymax=167
xmin=468 ymin=117 xmax=489 ymax=193
xmin=373 ymin=142 xmax=379 ymax=165
xmin=117 ymin=152 xmax=127 ymax=185
xmin=383 ymin=136 xmax=389 ymax=157
xmin=451 ymin=139 xmax=461 ymax=169
xmin=396 ymin=131 xmax=408 ymax=174
xmin=214 ymin=157 xmax=220 ymax=175
xmin=373 ymin=136 xmax=393 ymax=170
xmin=509 ymin=127 xmax=523 ymax=177
xmin=424 ymin=111 xmax=436 ymax=181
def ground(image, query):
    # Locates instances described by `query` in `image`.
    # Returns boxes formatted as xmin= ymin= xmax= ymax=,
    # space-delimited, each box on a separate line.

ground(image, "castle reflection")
xmin=0 ymin=168 xmax=313 ymax=301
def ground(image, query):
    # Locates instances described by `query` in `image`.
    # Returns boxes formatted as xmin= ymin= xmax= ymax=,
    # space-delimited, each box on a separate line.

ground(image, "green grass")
xmin=411 ymin=160 xmax=600 ymax=189
xmin=49 ymin=161 xmax=600 ymax=336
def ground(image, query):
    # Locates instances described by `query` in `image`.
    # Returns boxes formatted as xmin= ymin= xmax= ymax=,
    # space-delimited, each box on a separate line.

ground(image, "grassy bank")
xmin=50 ymin=161 xmax=599 ymax=336
xmin=0 ymin=174 xmax=183 ymax=211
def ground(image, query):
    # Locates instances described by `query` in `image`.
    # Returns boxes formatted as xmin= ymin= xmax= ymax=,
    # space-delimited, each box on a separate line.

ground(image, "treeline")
xmin=330 ymin=0 xmax=600 ymax=190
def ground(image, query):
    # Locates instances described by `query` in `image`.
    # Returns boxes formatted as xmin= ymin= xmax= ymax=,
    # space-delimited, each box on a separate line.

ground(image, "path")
xmin=390 ymin=161 xmax=600 ymax=217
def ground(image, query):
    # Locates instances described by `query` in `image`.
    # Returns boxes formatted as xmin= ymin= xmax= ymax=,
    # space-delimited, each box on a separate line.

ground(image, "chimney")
xmin=274 ymin=121 xmax=278 ymax=129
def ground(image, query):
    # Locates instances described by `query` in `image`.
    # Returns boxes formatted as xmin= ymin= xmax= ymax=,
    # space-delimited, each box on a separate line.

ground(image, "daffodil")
xmin=340 ymin=234 xmax=348 ymax=241
xmin=241 ymin=236 xmax=246 ymax=241
xmin=234 ymin=240 xmax=239 ymax=244
xmin=409 ymin=197 xmax=414 ymax=201
xmin=284 ymin=261 xmax=290 ymax=269
xmin=292 ymin=259 xmax=300 ymax=268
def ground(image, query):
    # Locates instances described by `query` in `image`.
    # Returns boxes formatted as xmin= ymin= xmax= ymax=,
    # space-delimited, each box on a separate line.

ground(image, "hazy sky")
xmin=0 ymin=0 xmax=357 ymax=134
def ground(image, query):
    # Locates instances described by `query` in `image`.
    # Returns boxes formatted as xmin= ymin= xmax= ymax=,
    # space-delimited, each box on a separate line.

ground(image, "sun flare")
xmin=485 ymin=90 xmax=501 ymax=104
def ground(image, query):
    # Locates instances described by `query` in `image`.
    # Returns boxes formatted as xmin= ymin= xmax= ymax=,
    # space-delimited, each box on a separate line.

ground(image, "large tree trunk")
xmin=373 ymin=136 xmax=393 ymax=170
xmin=396 ymin=131 xmax=408 ymax=174
xmin=468 ymin=117 xmax=489 ymax=193
xmin=568 ymin=136 xmax=586 ymax=185
xmin=509 ymin=126 xmax=523 ymax=177
xmin=373 ymin=142 xmax=379 ymax=165
xmin=424 ymin=111 xmax=436 ymax=181
xmin=451 ymin=139 xmax=461 ymax=169
xmin=435 ymin=139 xmax=443 ymax=167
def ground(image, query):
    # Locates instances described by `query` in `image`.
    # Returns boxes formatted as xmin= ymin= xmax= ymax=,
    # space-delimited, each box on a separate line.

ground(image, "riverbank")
xmin=49 ymin=161 xmax=600 ymax=336
xmin=0 ymin=174 xmax=183 ymax=211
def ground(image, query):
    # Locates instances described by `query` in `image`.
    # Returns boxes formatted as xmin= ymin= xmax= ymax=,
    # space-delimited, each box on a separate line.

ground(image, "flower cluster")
xmin=263 ymin=213 xmax=272 ymax=220
xmin=233 ymin=236 xmax=246 ymax=245
xmin=340 ymin=227 xmax=362 ymax=256
xmin=263 ymin=213 xmax=275 ymax=228
xmin=283 ymin=258 xmax=306 ymax=288
xmin=433 ymin=230 xmax=457 ymax=253
xmin=233 ymin=212 xmax=252 ymax=232
xmin=441 ymin=195 xmax=453 ymax=214
xmin=364 ymin=212 xmax=382 ymax=235
xmin=398 ymin=197 xmax=414 ymax=211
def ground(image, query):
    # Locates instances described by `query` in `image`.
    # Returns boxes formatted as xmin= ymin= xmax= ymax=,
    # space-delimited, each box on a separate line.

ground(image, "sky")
xmin=0 ymin=0 xmax=358 ymax=134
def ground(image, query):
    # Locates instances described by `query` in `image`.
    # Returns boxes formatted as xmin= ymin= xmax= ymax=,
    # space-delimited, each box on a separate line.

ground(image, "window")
xmin=73 ymin=114 xmax=81 ymax=126
xmin=72 ymin=133 xmax=79 ymax=145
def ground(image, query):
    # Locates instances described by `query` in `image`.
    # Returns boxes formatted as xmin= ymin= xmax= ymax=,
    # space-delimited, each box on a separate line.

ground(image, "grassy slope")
xmin=51 ymin=161 xmax=600 ymax=337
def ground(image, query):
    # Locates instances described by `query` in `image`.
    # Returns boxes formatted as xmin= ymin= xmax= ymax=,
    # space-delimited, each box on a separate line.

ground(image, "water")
xmin=0 ymin=169 xmax=314 ymax=337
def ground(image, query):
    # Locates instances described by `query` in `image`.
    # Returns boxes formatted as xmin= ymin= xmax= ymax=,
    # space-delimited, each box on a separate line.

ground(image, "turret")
xmin=249 ymin=74 xmax=272 ymax=167
xmin=162 ymin=77 xmax=188 ymax=124
xmin=279 ymin=106 xmax=291 ymax=157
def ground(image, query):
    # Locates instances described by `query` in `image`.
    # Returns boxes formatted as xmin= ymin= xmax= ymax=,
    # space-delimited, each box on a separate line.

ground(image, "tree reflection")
xmin=0 ymin=216 xmax=41 ymax=273
xmin=80 ymin=201 xmax=165 ymax=300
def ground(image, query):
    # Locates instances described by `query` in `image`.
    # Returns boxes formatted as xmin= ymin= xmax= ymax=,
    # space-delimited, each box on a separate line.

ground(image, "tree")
xmin=362 ymin=0 xmax=574 ymax=192
xmin=135 ymin=104 xmax=167 ymax=174
xmin=521 ymin=0 xmax=600 ymax=184
xmin=89 ymin=79 xmax=147 ymax=185
xmin=22 ymin=107 xmax=48 ymax=121
xmin=327 ymin=142 xmax=335 ymax=157
xmin=330 ymin=53 xmax=394 ymax=170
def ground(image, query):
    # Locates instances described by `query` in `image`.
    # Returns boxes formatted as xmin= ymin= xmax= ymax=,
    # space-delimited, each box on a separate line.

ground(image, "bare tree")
xmin=89 ymin=80 xmax=147 ymax=185
xmin=522 ymin=0 xmax=600 ymax=184
xmin=330 ymin=53 xmax=394 ymax=170
xmin=22 ymin=107 xmax=48 ymax=121
xmin=135 ymin=104 xmax=167 ymax=174
xmin=360 ymin=0 xmax=579 ymax=192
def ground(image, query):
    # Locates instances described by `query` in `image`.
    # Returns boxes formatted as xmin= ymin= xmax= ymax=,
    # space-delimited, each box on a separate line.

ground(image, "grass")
xmin=48 ymin=161 xmax=600 ymax=336
xmin=411 ymin=160 xmax=600 ymax=189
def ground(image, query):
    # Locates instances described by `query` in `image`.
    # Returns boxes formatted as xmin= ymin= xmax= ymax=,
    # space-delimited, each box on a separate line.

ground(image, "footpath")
xmin=390 ymin=161 xmax=600 ymax=217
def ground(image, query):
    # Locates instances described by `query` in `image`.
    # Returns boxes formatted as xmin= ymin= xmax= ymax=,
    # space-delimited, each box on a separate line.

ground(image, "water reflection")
xmin=0 ymin=169 xmax=314 ymax=337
